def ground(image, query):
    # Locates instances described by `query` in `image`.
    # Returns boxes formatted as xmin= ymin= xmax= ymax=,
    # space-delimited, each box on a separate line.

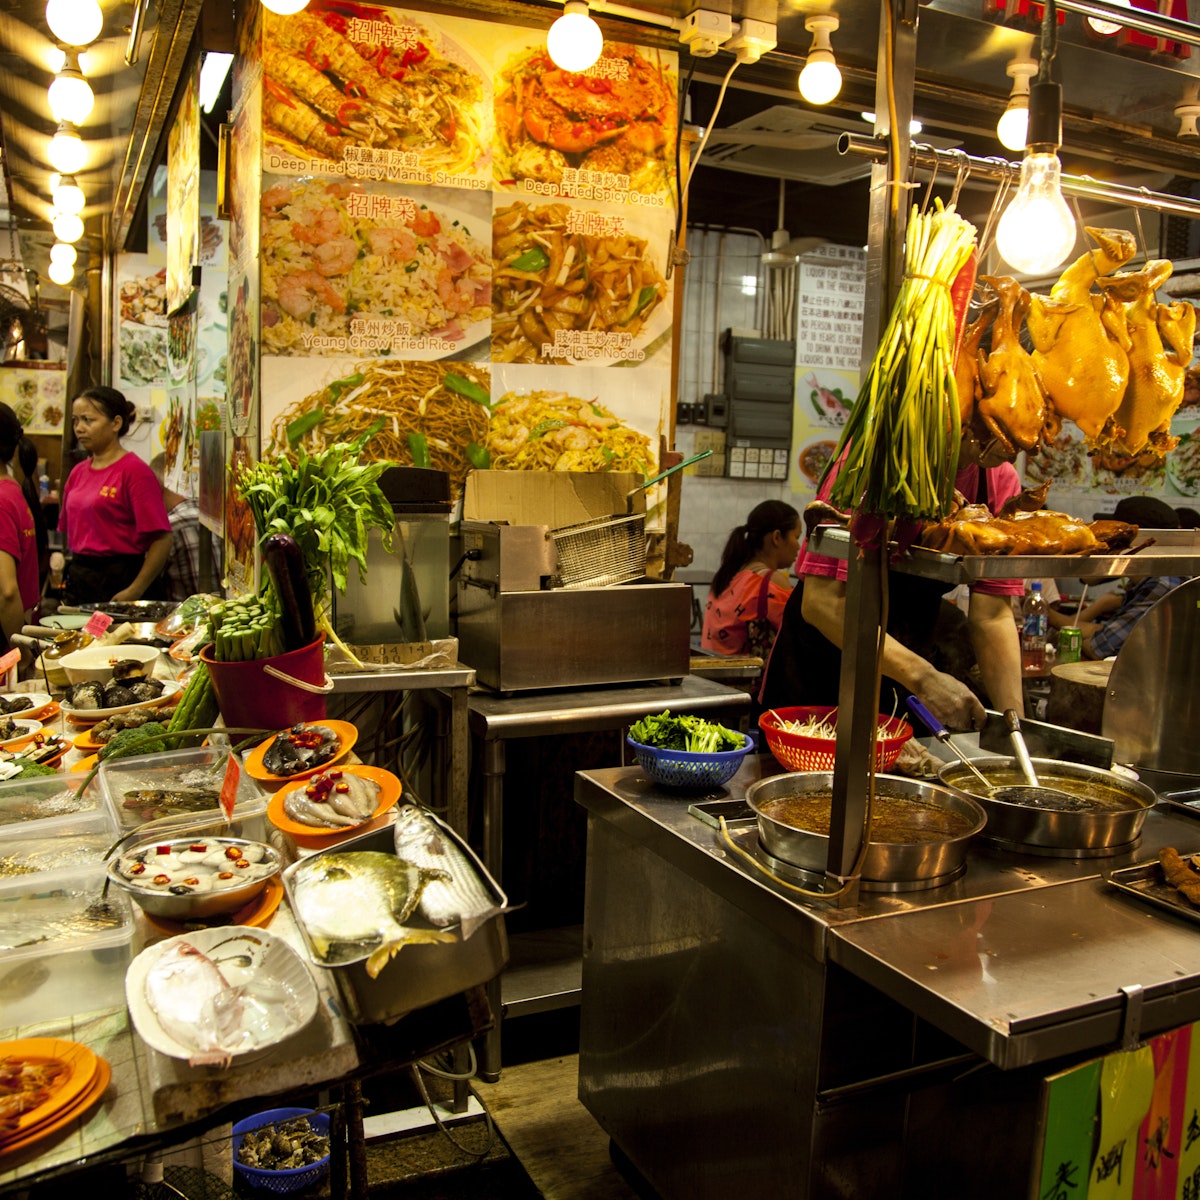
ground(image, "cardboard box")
xmin=464 ymin=470 xmax=644 ymax=529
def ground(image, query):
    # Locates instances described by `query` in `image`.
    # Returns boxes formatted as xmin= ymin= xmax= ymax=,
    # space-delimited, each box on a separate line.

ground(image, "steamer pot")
xmin=744 ymin=772 xmax=986 ymax=884
xmin=937 ymin=757 xmax=1156 ymax=851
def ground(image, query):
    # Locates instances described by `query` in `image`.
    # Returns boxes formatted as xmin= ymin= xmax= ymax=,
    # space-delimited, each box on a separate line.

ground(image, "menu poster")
xmin=167 ymin=62 xmax=201 ymax=313
xmin=199 ymin=427 xmax=225 ymax=536
xmin=116 ymin=257 xmax=169 ymax=390
xmin=0 ymin=365 xmax=66 ymax=435
xmin=260 ymin=4 xmax=491 ymax=190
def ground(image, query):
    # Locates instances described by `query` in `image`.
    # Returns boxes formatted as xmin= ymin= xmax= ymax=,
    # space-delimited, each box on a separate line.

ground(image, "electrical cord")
xmin=407 ymin=1060 xmax=497 ymax=1161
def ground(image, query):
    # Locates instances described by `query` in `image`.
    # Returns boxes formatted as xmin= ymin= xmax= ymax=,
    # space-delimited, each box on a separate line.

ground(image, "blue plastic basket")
xmin=232 ymin=1108 xmax=331 ymax=1194
xmin=626 ymin=734 xmax=753 ymax=790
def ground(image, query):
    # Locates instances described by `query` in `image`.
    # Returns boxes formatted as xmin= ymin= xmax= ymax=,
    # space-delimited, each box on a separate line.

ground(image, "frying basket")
xmin=549 ymin=513 xmax=646 ymax=589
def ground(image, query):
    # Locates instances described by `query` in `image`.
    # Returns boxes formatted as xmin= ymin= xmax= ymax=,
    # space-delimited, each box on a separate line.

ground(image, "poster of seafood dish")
xmin=166 ymin=63 xmax=201 ymax=314
xmin=493 ymin=36 xmax=677 ymax=210
xmin=261 ymin=175 xmax=491 ymax=360
xmin=260 ymin=4 xmax=492 ymax=190
xmin=0 ymin=366 xmax=65 ymax=435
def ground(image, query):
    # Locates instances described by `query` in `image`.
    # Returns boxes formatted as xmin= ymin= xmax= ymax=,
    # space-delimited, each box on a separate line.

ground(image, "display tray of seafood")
xmin=61 ymin=663 xmax=182 ymax=724
xmin=1105 ymin=847 xmax=1200 ymax=926
xmin=244 ymin=721 xmax=357 ymax=782
xmin=282 ymin=807 xmax=509 ymax=1024
xmin=268 ymin=766 xmax=401 ymax=837
xmin=125 ymin=926 xmax=319 ymax=1067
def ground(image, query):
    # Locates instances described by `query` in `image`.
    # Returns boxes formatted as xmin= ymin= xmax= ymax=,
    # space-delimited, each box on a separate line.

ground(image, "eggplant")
xmin=262 ymin=532 xmax=317 ymax=652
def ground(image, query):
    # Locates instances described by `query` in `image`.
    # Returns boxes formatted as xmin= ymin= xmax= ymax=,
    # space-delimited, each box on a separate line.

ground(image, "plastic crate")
xmin=626 ymin=734 xmax=753 ymax=790
xmin=758 ymin=706 xmax=912 ymax=773
xmin=232 ymin=1108 xmax=331 ymax=1194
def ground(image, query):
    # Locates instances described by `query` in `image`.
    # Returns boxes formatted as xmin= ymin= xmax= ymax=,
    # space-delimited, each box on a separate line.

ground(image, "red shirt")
xmin=701 ymin=568 xmax=793 ymax=655
xmin=61 ymin=453 xmax=171 ymax=557
xmin=0 ymin=478 xmax=39 ymax=613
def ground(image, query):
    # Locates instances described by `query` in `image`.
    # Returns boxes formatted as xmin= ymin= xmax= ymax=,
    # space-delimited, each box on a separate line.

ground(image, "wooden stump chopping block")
xmin=1046 ymin=659 xmax=1114 ymax=735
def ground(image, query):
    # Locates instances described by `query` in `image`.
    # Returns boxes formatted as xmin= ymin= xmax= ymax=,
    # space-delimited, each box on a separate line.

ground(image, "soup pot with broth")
xmin=744 ymin=772 xmax=986 ymax=885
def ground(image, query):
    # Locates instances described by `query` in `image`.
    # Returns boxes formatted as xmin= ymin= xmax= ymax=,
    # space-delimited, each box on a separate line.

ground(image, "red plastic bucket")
xmin=199 ymin=634 xmax=332 ymax=730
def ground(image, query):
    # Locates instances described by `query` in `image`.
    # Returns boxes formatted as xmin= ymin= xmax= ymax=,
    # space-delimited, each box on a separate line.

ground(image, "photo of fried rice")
xmin=488 ymin=390 xmax=655 ymax=474
xmin=495 ymin=41 xmax=676 ymax=196
xmin=492 ymin=201 xmax=669 ymax=365
xmin=261 ymin=7 xmax=488 ymax=177
xmin=261 ymin=178 xmax=492 ymax=355
xmin=269 ymin=359 xmax=491 ymax=499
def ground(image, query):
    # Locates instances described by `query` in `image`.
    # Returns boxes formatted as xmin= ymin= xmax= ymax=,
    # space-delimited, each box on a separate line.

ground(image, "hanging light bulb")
xmin=996 ymin=55 xmax=1037 ymax=153
xmin=52 ymin=210 xmax=84 ymax=243
xmin=260 ymin=0 xmax=311 ymax=14
xmin=996 ymin=86 xmax=1076 ymax=275
xmin=48 ymin=51 xmax=94 ymax=124
xmin=49 ymin=241 xmax=76 ymax=266
xmin=51 ymin=175 xmax=85 ymax=215
xmin=45 ymin=0 xmax=103 ymax=46
xmin=48 ymin=122 xmax=87 ymax=174
xmin=547 ymin=0 xmax=603 ymax=73
xmin=798 ymin=14 xmax=841 ymax=106
xmin=47 ymin=259 xmax=74 ymax=286
xmin=1176 ymin=84 xmax=1200 ymax=138
xmin=1087 ymin=0 xmax=1132 ymax=36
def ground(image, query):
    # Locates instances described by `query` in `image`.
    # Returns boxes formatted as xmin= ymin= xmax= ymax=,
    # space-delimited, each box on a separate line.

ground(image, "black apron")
xmin=64 ymin=553 xmax=167 ymax=605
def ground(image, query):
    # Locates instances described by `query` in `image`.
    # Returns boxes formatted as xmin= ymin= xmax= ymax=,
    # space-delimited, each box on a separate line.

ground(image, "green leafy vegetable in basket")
xmin=629 ymin=711 xmax=744 ymax=754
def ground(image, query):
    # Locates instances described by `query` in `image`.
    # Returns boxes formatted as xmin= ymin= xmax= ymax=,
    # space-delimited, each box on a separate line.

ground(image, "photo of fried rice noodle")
xmin=269 ymin=360 xmax=491 ymax=499
xmin=262 ymin=10 xmax=486 ymax=174
xmin=260 ymin=179 xmax=491 ymax=356
xmin=488 ymin=391 xmax=655 ymax=474
xmin=492 ymin=201 xmax=668 ymax=364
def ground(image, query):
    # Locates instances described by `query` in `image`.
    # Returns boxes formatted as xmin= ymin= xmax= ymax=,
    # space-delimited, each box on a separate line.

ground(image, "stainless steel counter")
xmin=575 ymin=759 xmax=1200 ymax=1198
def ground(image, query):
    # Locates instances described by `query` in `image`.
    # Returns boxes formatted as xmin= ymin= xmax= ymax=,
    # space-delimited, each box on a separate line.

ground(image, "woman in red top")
xmin=701 ymin=500 xmax=801 ymax=656
xmin=0 ymin=404 xmax=41 ymax=644
xmin=61 ymin=387 xmax=172 ymax=605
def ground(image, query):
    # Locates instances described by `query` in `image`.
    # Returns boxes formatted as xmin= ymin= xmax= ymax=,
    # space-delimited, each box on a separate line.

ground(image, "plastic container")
xmin=0 ymin=827 xmax=116 ymax=890
xmin=625 ymin=734 xmax=753 ymax=790
xmin=0 ymin=773 xmax=111 ymax=839
xmin=231 ymin=1108 xmax=331 ymax=1194
xmin=59 ymin=643 xmax=161 ymax=685
xmin=98 ymin=745 xmax=268 ymax=839
xmin=758 ymin=706 xmax=912 ymax=773
xmin=200 ymin=635 xmax=330 ymax=731
xmin=0 ymin=865 xmax=133 ymax=1029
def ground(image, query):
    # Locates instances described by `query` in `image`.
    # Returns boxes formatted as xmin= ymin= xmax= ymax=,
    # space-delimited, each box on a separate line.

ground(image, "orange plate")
xmin=72 ymin=728 xmax=105 ymax=752
xmin=0 ymin=1039 xmax=98 ymax=1138
xmin=70 ymin=753 xmax=98 ymax=774
xmin=267 ymin=765 xmax=401 ymax=837
xmin=0 ymin=1057 xmax=110 ymax=1157
xmin=243 ymin=720 xmax=357 ymax=784
xmin=142 ymin=876 xmax=285 ymax=938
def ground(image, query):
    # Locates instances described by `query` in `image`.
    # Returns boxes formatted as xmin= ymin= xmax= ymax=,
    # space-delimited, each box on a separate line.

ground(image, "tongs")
xmin=625 ymin=450 xmax=712 ymax=510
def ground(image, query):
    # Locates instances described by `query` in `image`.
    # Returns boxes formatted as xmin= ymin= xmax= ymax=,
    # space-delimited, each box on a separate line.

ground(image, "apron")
xmin=64 ymin=553 xmax=167 ymax=605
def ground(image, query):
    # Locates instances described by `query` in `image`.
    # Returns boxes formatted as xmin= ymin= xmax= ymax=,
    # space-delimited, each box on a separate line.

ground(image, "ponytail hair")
xmin=710 ymin=499 xmax=800 ymax=597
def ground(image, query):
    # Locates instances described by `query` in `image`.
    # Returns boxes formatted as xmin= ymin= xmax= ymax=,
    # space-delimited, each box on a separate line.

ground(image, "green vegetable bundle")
xmin=824 ymin=199 xmax=977 ymax=529
xmin=628 ymin=711 xmax=745 ymax=754
xmin=166 ymin=664 xmax=220 ymax=748
xmin=207 ymin=595 xmax=284 ymax=662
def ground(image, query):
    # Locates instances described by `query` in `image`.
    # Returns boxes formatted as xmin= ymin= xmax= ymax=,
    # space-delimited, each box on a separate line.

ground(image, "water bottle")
xmin=38 ymin=474 xmax=49 ymax=503
xmin=1021 ymin=581 xmax=1048 ymax=674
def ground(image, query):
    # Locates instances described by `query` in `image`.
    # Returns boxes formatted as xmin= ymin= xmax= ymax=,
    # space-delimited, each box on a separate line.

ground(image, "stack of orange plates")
xmin=0 ymin=1038 xmax=110 ymax=1157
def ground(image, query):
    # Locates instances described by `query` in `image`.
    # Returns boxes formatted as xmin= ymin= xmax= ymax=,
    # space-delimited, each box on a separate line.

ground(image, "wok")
xmin=937 ymin=757 xmax=1156 ymax=851
xmin=744 ymin=771 xmax=986 ymax=885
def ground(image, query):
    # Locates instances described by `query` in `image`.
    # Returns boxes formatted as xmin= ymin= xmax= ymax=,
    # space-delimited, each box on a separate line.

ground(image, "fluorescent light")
xmin=199 ymin=52 xmax=234 ymax=114
xmin=547 ymin=1 xmax=603 ymax=73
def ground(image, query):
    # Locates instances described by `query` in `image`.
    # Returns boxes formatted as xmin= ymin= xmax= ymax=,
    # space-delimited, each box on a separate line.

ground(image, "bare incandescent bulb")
xmin=995 ymin=151 xmax=1076 ymax=276
xmin=798 ymin=15 xmax=841 ymax=106
xmin=45 ymin=0 xmax=103 ymax=47
xmin=259 ymin=0 xmax=311 ymax=13
xmin=47 ymin=259 xmax=74 ymax=286
xmin=547 ymin=1 xmax=603 ymax=73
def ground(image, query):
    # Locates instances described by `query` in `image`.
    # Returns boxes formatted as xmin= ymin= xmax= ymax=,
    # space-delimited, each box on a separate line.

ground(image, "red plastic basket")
xmin=758 ymin=705 xmax=912 ymax=773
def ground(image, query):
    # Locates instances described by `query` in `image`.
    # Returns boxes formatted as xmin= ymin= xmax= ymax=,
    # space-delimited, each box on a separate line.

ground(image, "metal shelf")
xmin=809 ymin=527 xmax=1200 ymax=583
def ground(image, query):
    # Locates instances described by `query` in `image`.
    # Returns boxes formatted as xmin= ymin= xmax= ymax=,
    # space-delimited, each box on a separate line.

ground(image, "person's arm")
xmin=801 ymin=574 xmax=987 ymax=730
xmin=112 ymin=531 xmax=172 ymax=602
xmin=0 ymin=551 xmax=26 ymax=644
xmin=967 ymin=590 xmax=1025 ymax=715
xmin=1080 ymin=592 xmax=1122 ymax=623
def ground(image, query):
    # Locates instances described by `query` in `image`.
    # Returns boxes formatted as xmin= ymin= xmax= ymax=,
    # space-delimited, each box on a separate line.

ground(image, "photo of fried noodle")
xmin=262 ymin=9 xmax=486 ymax=175
xmin=492 ymin=201 xmax=668 ymax=365
xmin=488 ymin=391 xmax=655 ymax=474
xmin=269 ymin=360 xmax=491 ymax=498
xmin=261 ymin=179 xmax=491 ymax=356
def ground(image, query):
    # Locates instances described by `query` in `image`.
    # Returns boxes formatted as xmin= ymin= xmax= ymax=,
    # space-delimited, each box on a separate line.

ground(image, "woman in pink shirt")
xmin=61 ymin=387 xmax=172 ymax=605
xmin=701 ymin=500 xmax=800 ymax=656
xmin=0 ymin=404 xmax=41 ymax=645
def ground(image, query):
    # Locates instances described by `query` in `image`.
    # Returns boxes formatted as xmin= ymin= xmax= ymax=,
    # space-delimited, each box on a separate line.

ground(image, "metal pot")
xmin=936 ymin=757 xmax=1156 ymax=851
xmin=744 ymin=772 xmax=986 ymax=884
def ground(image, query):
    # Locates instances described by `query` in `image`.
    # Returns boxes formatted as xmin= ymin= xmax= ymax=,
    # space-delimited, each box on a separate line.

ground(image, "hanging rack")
xmin=838 ymin=135 xmax=1200 ymax=221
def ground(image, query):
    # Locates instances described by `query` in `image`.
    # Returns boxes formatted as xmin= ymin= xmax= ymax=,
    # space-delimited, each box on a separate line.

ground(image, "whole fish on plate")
xmin=393 ymin=805 xmax=504 ymax=940
xmin=289 ymin=851 xmax=454 ymax=978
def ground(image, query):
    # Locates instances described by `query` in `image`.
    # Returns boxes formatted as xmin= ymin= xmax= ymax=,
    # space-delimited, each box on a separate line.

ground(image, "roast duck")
xmin=960 ymin=228 xmax=1195 ymax=471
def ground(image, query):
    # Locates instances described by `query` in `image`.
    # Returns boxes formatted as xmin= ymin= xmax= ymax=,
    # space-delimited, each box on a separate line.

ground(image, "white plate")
xmin=61 ymin=679 xmax=183 ymax=725
xmin=125 ymin=926 xmax=319 ymax=1065
xmin=0 ymin=692 xmax=51 ymax=718
xmin=0 ymin=719 xmax=41 ymax=748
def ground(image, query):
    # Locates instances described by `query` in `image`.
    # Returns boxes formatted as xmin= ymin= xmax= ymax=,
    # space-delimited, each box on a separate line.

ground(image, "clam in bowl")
xmin=107 ymin=836 xmax=282 ymax=921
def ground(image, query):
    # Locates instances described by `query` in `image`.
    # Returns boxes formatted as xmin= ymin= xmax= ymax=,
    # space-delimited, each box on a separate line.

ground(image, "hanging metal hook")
xmin=977 ymin=158 xmax=1015 ymax=263
xmin=949 ymin=148 xmax=971 ymax=210
xmin=1133 ymin=190 xmax=1151 ymax=263
xmin=918 ymin=145 xmax=941 ymax=215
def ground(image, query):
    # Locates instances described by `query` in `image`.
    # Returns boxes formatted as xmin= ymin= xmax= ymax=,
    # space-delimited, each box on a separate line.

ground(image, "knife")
xmin=979 ymin=709 xmax=1114 ymax=769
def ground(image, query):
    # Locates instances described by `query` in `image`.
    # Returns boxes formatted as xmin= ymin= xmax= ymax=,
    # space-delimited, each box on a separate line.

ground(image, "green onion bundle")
xmin=825 ymin=199 xmax=977 ymax=525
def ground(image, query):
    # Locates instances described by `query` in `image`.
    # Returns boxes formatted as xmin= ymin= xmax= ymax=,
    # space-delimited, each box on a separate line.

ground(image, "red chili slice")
xmin=235 ymin=859 xmax=252 ymax=869
xmin=224 ymin=846 xmax=243 ymax=860
xmin=189 ymin=844 xmax=208 ymax=853
xmin=153 ymin=874 xmax=170 ymax=886
xmin=304 ymin=38 xmax=330 ymax=72
xmin=218 ymin=871 xmax=234 ymax=880
xmin=337 ymin=100 xmax=361 ymax=126
xmin=183 ymin=877 xmax=200 ymax=886
xmin=156 ymin=846 xmax=171 ymax=855
xmin=129 ymin=862 xmax=146 ymax=875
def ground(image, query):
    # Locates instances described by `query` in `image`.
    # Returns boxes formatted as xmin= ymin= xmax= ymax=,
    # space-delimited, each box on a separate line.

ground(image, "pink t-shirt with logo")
xmin=60 ymin=453 xmax=171 ymax=557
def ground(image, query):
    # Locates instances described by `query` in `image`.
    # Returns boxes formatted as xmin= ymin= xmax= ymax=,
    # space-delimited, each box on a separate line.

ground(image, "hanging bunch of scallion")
xmin=823 ymin=199 xmax=977 ymax=538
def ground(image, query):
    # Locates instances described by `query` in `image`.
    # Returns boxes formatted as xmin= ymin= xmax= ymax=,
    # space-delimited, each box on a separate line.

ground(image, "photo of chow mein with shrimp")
xmin=261 ymin=5 xmax=488 ymax=178
xmin=492 ymin=200 xmax=669 ymax=365
xmin=487 ymin=390 xmax=655 ymax=474
xmin=260 ymin=178 xmax=492 ymax=356
xmin=494 ymin=41 xmax=677 ymax=197
xmin=268 ymin=359 xmax=492 ymax=499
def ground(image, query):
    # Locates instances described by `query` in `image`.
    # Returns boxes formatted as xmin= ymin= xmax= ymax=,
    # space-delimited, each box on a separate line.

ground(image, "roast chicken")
xmin=917 ymin=504 xmax=1140 ymax=557
xmin=953 ymin=299 xmax=996 ymax=428
xmin=1093 ymin=259 xmax=1196 ymax=467
xmin=1025 ymin=228 xmax=1137 ymax=443
xmin=975 ymin=276 xmax=1048 ymax=457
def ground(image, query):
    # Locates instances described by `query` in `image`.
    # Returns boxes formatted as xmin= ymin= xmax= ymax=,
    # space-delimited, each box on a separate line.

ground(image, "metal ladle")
xmin=990 ymin=710 xmax=1081 ymax=808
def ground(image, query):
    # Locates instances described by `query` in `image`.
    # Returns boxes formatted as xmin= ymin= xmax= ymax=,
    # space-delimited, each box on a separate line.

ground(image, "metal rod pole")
xmin=1055 ymin=0 xmax=1200 ymax=46
xmin=838 ymin=134 xmax=1200 ymax=220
